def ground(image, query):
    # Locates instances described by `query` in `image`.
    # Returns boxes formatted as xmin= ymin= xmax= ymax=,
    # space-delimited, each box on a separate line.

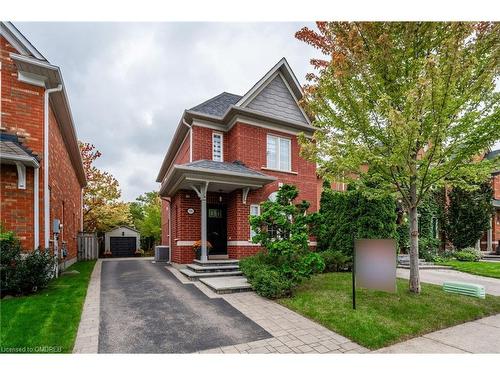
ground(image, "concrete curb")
xmin=72 ymin=259 xmax=102 ymax=353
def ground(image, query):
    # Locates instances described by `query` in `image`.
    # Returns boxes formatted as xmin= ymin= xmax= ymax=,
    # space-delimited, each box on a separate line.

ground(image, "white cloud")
xmin=16 ymin=22 xmax=320 ymax=201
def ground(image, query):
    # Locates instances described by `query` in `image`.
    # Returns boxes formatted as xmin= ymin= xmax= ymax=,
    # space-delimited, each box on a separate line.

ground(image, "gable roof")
xmin=1 ymin=22 xmax=86 ymax=187
xmin=246 ymin=73 xmax=308 ymax=124
xmin=156 ymin=58 xmax=314 ymax=183
xmin=0 ymin=22 xmax=46 ymax=60
xmin=190 ymin=92 xmax=242 ymax=117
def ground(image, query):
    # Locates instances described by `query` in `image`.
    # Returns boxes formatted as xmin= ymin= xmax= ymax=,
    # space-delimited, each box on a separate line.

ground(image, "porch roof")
xmin=0 ymin=133 xmax=39 ymax=167
xmin=159 ymin=160 xmax=276 ymax=197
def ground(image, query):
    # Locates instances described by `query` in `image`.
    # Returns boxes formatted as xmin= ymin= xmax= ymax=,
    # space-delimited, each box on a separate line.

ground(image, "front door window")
xmin=207 ymin=204 xmax=227 ymax=255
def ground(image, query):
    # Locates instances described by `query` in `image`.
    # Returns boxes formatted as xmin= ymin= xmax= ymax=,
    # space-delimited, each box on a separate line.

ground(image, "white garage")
xmin=104 ymin=226 xmax=141 ymax=257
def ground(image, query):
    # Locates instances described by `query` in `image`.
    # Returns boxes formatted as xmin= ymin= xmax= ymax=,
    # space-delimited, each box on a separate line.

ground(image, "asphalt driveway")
xmin=98 ymin=259 xmax=270 ymax=353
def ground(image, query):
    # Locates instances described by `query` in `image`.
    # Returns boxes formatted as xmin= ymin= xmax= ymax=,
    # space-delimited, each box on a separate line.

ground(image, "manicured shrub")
xmin=319 ymin=250 xmax=352 ymax=272
xmin=454 ymin=247 xmax=482 ymax=262
xmin=0 ymin=230 xmax=22 ymax=294
xmin=316 ymin=186 xmax=397 ymax=256
xmin=445 ymin=183 xmax=493 ymax=249
xmin=0 ymin=229 xmax=56 ymax=296
xmin=243 ymin=185 xmax=324 ymax=299
xmin=249 ymin=266 xmax=294 ymax=299
xmin=419 ymin=237 xmax=441 ymax=262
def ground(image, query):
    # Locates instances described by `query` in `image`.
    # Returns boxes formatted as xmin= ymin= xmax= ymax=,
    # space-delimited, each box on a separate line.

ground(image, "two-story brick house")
xmin=0 ymin=22 xmax=86 ymax=267
xmin=157 ymin=58 xmax=317 ymax=264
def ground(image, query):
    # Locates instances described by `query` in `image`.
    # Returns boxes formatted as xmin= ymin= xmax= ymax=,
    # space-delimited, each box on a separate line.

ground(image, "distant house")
xmin=156 ymin=58 xmax=318 ymax=264
xmin=0 ymin=22 xmax=86 ymax=267
xmin=104 ymin=226 xmax=140 ymax=257
xmin=481 ymin=149 xmax=500 ymax=253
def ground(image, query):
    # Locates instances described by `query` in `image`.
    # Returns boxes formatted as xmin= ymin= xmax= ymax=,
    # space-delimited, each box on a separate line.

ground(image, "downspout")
xmin=43 ymin=84 xmax=63 ymax=249
xmin=34 ymin=166 xmax=39 ymax=249
xmin=182 ymin=118 xmax=193 ymax=162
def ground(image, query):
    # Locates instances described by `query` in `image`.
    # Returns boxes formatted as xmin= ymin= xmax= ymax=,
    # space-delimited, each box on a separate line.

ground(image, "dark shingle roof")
xmin=182 ymin=159 xmax=268 ymax=177
xmin=0 ymin=133 xmax=38 ymax=160
xmin=189 ymin=92 xmax=242 ymax=117
xmin=486 ymin=149 xmax=500 ymax=160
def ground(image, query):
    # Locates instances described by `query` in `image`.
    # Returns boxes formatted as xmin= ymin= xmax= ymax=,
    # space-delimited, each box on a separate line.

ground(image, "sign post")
xmin=352 ymin=248 xmax=356 ymax=310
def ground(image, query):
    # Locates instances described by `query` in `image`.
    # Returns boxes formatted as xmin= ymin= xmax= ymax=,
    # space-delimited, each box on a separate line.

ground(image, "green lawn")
xmin=440 ymin=260 xmax=500 ymax=279
xmin=278 ymin=272 xmax=500 ymax=350
xmin=0 ymin=260 xmax=96 ymax=353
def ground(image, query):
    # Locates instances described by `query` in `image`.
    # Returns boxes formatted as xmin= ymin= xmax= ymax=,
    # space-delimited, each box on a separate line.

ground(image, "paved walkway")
xmin=168 ymin=266 xmax=368 ymax=354
xmin=376 ymin=314 xmax=500 ymax=353
xmin=397 ymin=268 xmax=500 ymax=296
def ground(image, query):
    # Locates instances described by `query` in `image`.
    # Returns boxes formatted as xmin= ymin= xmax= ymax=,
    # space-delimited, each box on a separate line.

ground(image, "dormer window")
xmin=212 ymin=132 xmax=223 ymax=162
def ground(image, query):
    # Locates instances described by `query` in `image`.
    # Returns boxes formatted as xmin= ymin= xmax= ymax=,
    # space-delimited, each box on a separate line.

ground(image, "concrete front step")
xmin=186 ymin=263 xmax=240 ymax=273
xmin=200 ymin=276 xmax=252 ymax=294
xmin=179 ymin=268 xmax=243 ymax=281
xmin=193 ymin=259 xmax=239 ymax=267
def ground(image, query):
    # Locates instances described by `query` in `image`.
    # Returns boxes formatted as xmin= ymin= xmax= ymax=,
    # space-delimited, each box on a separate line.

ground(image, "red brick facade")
xmin=0 ymin=35 xmax=84 ymax=261
xmin=162 ymin=121 xmax=318 ymax=263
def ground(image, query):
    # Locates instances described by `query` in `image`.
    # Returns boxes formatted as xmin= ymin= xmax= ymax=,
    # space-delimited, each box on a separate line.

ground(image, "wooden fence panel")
xmin=78 ymin=233 xmax=98 ymax=260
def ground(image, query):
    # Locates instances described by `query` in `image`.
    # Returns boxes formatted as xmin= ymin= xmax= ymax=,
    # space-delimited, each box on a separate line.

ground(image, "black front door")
xmin=207 ymin=204 xmax=227 ymax=255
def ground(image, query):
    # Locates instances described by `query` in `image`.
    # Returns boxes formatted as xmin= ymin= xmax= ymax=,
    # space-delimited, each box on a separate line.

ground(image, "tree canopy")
xmin=296 ymin=22 xmax=499 ymax=292
xmin=79 ymin=142 xmax=132 ymax=233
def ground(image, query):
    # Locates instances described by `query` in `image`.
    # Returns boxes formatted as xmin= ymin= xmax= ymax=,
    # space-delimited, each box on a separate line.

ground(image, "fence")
xmin=78 ymin=232 xmax=99 ymax=260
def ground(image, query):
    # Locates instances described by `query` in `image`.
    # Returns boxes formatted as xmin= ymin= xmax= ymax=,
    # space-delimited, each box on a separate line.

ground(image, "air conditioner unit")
xmin=155 ymin=246 xmax=170 ymax=263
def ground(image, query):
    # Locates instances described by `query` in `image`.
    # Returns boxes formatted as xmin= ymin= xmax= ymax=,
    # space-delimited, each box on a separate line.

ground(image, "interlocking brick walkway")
xmin=167 ymin=266 xmax=368 ymax=354
xmin=73 ymin=259 xmax=102 ymax=353
xmin=199 ymin=292 xmax=369 ymax=354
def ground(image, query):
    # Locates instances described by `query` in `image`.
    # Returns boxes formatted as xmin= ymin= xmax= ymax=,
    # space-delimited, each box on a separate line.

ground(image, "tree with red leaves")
xmin=79 ymin=142 xmax=132 ymax=233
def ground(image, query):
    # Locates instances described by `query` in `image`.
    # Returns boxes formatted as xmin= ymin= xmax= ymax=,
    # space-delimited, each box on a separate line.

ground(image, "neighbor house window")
xmin=266 ymin=134 xmax=291 ymax=171
xmin=249 ymin=204 xmax=260 ymax=240
xmin=212 ymin=132 xmax=223 ymax=162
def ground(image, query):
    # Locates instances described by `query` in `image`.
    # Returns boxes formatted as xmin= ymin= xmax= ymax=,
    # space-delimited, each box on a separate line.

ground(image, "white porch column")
xmin=191 ymin=181 xmax=209 ymax=262
xmin=34 ymin=167 xmax=40 ymax=249
xmin=487 ymin=216 xmax=493 ymax=253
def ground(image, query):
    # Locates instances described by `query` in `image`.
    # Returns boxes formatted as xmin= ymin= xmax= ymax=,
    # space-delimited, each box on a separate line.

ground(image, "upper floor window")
xmin=212 ymin=132 xmax=223 ymax=162
xmin=267 ymin=134 xmax=291 ymax=171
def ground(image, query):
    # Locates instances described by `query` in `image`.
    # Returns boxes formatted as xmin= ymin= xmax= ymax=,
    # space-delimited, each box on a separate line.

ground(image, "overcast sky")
xmin=16 ymin=22 xmax=320 ymax=201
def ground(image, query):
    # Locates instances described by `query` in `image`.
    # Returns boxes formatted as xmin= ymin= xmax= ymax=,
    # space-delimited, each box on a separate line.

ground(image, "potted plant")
xmin=134 ymin=249 xmax=145 ymax=257
xmin=192 ymin=240 xmax=213 ymax=260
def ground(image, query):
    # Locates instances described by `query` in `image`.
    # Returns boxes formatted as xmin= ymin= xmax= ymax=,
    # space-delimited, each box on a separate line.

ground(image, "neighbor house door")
xmin=207 ymin=204 xmax=227 ymax=255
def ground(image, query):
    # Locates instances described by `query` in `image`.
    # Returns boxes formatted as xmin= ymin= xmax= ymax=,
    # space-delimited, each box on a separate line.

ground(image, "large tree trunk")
xmin=408 ymin=182 xmax=421 ymax=293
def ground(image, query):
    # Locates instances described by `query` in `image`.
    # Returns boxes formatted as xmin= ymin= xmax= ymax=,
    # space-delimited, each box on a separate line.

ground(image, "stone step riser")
xmin=193 ymin=259 xmax=239 ymax=267
xmin=186 ymin=266 xmax=240 ymax=273
xmin=179 ymin=269 xmax=243 ymax=281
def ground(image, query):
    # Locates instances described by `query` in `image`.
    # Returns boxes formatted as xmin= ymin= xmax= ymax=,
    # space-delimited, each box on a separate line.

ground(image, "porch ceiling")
xmin=159 ymin=161 xmax=276 ymax=197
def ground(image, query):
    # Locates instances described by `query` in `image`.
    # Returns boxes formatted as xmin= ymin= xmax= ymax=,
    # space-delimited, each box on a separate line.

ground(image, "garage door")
xmin=110 ymin=237 xmax=136 ymax=257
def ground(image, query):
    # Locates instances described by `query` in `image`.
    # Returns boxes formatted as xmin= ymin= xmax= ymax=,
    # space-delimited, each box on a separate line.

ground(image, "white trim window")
xmin=266 ymin=134 xmax=291 ymax=171
xmin=212 ymin=132 xmax=223 ymax=162
xmin=249 ymin=204 xmax=260 ymax=240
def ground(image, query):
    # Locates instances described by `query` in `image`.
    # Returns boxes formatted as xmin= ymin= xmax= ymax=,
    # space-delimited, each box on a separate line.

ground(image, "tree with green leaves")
xmin=296 ymin=22 xmax=499 ymax=293
xmin=130 ymin=191 xmax=161 ymax=251
xmin=445 ymin=181 xmax=493 ymax=249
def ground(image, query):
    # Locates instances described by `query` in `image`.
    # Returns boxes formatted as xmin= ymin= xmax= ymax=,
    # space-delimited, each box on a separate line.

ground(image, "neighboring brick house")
xmin=481 ymin=149 xmax=500 ymax=253
xmin=0 ymin=22 xmax=86 ymax=267
xmin=157 ymin=58 xmax=318 ymax=264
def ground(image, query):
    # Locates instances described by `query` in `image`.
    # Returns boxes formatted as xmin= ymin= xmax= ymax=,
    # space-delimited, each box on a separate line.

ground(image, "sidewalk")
xmin=397 ymin=268 xmax=500 ymax=296
xmin=376 ymin=314 xmax=500 ymax=353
